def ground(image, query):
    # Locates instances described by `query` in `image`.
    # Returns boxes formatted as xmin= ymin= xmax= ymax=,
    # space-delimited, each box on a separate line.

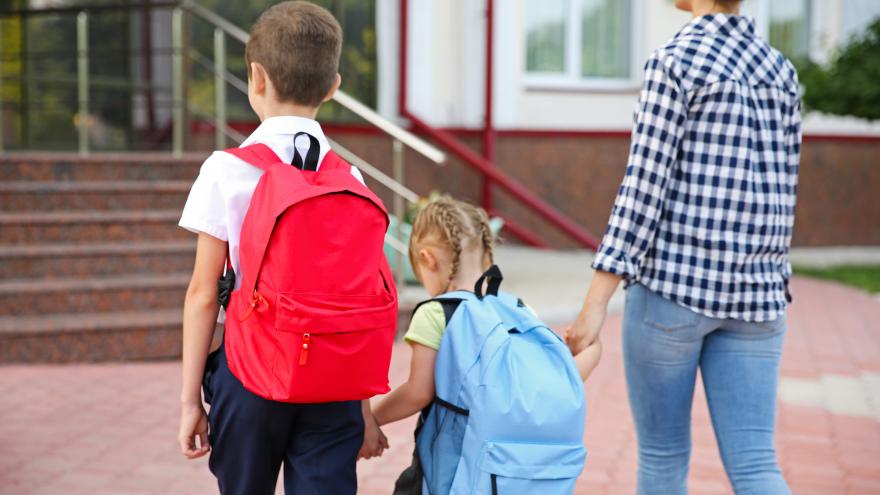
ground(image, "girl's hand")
xmin=358 ymin=413 xmax=389 ymax=460
xmin=178 ymin=403 xmax=210 ymax=459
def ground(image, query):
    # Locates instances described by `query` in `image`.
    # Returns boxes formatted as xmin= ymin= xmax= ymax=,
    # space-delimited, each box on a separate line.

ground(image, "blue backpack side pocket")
xmin=417 ymin=398 xmax=470 ymax=494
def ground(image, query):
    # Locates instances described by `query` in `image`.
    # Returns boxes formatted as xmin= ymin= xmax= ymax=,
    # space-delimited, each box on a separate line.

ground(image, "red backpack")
xmin=222 ymin=143 xmax=397 ymax=403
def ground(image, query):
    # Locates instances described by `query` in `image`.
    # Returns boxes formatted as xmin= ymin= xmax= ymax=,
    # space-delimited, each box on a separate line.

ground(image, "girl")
xmin=567 ymin=0 xmax=800 ymax=493
xmin=363 ymin=197 xmax=602 ymax=491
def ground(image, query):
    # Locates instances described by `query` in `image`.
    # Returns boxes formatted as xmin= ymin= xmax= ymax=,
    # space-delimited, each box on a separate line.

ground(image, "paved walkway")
xmin=1 ymin=277 xmax=878 ymax=494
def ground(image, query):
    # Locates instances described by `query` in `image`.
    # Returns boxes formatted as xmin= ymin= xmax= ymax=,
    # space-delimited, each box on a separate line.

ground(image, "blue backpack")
xmin=416 ymin=266 xmax=586 ymax=494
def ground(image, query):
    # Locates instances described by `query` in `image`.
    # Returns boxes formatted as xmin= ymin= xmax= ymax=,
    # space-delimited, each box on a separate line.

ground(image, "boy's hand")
xmin=178 ymin=403 xmax=210 ymax=459
xmin=358 ymin=413 xmax=389 ymax=460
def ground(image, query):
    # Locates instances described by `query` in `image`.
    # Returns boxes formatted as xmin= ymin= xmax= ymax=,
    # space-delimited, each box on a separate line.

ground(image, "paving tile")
xmin=0 ymin=277 xmax=878 ymax=494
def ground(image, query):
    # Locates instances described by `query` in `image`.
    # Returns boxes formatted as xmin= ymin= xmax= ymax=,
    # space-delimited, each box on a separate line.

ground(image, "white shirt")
xmin=179 ymin=116 xmax=365 ymax=310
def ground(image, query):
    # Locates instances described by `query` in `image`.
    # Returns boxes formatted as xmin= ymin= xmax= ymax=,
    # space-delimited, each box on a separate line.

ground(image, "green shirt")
xmin=403 ymin=301 xmax=447 ymax=351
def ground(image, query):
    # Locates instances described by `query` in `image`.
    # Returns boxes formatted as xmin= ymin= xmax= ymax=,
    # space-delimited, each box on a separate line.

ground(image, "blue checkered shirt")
xmin=592 ymin=14 xmax=802 ymax=322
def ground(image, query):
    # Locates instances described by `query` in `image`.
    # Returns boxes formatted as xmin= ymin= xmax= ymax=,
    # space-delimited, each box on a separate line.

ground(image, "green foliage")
xmin=796 ymin=18 xmax=880 ymax=121
xmin=793 ymin=265 xmax=880 ymax=294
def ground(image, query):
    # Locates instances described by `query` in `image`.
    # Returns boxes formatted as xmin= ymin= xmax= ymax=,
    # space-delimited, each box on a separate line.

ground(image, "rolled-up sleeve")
xmin=592 ymin=53 xmax=687 ymax=281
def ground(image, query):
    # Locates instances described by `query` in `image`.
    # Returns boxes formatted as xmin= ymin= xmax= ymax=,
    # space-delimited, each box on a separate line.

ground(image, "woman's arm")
xmin=568 ymin=53 xmax=686 ymax=353
xmin=566 ymin=270 xmax=621 ymax=355
xmin=178 ymin=233 xmax=226 ymax=459
xmin=372 ymin=343 xmax=438 ymax=427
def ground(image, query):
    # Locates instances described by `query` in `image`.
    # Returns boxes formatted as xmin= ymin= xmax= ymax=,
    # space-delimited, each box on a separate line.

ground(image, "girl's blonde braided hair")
xmin=409 ymin=197 xmax=495 ymax=292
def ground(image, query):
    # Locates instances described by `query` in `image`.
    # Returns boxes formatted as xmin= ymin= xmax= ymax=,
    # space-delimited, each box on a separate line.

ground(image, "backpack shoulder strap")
xmin=411 ymin=297 xmax=463 ymax=327
xmin=223 ymin=143 xmax=283 ymax=171
xmin=317 ymin=150 xmax=352 ymax=173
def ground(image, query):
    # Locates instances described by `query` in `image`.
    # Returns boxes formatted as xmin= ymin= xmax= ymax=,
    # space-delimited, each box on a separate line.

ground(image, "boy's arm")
xmin=358 ymin=399 xmax=389 ymax=460
xmin=178 ymin=233 xmax=226 ymax=458
xmin=372 ymin=343 xmax=437 ymax=427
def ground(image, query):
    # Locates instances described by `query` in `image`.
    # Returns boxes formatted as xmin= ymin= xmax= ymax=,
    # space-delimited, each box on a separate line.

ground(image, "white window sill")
xmin=523 ymin=76 xmax=640 ymax=94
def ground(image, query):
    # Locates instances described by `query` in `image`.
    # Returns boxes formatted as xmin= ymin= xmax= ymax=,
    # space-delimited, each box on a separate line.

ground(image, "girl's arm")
xmin=178 ymin=233 xmax=226 ymax=459
xmin=573 ymin=340 xmax=603 ymax=381
xmin=372 ymin=343 xmax=438 ymax=427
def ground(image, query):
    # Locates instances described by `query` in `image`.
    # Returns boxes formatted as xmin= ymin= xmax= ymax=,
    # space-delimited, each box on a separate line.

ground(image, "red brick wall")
xmin=330 ymin=131 xmax=880 ymax=248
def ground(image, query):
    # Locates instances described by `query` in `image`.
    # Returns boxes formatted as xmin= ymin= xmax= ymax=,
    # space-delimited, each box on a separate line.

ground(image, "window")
xmin=744 ymin=0 xmax=812 ymax=61
xmin=525 ymin=0 xmax=567 ymax=73
xmin=768 ymin=0 xmax=811 ymax=60
xmin=525 ymin=0 xmax=635 ymax=88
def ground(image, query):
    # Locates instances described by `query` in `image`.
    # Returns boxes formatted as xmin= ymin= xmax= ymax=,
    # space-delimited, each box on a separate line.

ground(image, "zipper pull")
xmin=239 ymin=291 xmax=268 ymax=321
xmin=299 ymin=333 xmax=311 ymax=366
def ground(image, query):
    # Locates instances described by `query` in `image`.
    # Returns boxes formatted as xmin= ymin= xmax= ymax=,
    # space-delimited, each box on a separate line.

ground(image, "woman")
xmin=567 ymin=0 xmax=800 ymax=494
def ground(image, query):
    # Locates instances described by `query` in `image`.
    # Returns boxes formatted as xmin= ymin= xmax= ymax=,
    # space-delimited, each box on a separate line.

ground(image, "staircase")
xmin=0 ymin=153 xmax=204 ymax=363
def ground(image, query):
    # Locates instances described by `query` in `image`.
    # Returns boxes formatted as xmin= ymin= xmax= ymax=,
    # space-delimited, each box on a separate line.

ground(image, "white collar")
xmin=240 ymin=116 xmax=329 ymax=148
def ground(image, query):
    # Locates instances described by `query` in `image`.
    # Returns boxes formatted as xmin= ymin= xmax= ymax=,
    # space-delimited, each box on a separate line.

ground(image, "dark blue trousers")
xmin=203 ymin=344 xmax=364 ymax=495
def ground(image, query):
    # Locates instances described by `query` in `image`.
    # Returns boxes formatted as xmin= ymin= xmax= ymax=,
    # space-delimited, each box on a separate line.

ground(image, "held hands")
xmin=358 ymin=412 xmax=389 ymax=460
xmin=565 ymin=301 xmax=606 ymax=356
xmin=178 ymin=403 xmax=211 ymax=459
xmin=566 ymin=270 xmax=621 ymax=355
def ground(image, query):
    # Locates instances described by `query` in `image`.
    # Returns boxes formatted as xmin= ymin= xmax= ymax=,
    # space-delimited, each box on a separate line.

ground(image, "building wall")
xmin=393 ymin=0 xmax=880 ymax=137
xmin=330 ymin=130 xmax=880 ymax=248
xmin=367 ymin=0 xmax=880 ymax=249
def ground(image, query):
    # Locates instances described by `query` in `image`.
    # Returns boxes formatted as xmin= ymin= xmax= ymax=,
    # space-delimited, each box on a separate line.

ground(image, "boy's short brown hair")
xmin=245 ymin=1 xmax=342 ymax=107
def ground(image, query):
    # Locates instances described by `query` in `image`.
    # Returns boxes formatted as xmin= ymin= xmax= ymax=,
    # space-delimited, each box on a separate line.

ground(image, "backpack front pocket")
xmin=270 ymin=292 xmax=397 ymax=402
xmin=479 ymin=441 xmax=585 ymax=494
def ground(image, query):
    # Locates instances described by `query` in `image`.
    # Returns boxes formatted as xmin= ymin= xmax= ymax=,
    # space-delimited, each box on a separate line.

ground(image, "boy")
xmin=176 ymin=3 xmax=384 ymax=494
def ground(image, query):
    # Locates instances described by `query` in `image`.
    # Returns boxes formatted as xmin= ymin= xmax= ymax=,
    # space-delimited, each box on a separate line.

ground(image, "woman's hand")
xmin=566 ymin=302 xmax=607 ymax=355
xmin=358 ymin=411 xmax=389 ymax=460
xmin=567 ymin=270 xmax=622 ymax=355
xmin=178 ymin=402 xmax=210 ymax=459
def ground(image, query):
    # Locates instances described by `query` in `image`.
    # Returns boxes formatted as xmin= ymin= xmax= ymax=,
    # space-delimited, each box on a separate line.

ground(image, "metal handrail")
xmin=328 ymin=139 xmax=420 ymax=204
xmin=1 ymin=1 xmax=425 ymax=275
xmin=179 ymin=0 xmax=445 ymax=165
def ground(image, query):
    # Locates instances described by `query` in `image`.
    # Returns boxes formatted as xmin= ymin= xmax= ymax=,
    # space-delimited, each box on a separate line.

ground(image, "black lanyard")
xmin=291 ymin=132 xmax=320 ymax=171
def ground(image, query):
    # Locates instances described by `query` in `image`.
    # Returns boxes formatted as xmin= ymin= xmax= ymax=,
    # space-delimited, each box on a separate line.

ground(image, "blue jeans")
xmin=623 ymin=284 xmax=791 ymax=495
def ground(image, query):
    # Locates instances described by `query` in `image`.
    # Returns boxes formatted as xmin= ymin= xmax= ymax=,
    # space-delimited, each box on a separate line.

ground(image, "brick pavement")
xmin=0 ymin=277 xmax=878 ymax=494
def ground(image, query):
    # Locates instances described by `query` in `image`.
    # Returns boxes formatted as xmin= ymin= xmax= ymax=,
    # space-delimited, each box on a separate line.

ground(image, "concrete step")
xmin=0 ymin=181 xmax=191 ymax=211
xmin=0 ymin=273 xmax=189 ymax=316
xmin=0 ymin=309 xmax=186 ymax=363
xmin=0 ymin=210 xmax=187 ymax=244
xmin=0 ymin=240 xmax=195 ymax=279
xmin=0 ymin=152 xmax=203 ymax=182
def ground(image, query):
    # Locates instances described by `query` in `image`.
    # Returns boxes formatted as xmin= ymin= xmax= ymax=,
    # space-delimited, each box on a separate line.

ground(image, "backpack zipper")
xmin=299 ymin=333 xmax=311 ymax=365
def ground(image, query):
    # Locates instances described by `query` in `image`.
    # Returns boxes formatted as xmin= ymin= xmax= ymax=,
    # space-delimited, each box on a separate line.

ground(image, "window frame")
xmin=523 ymin=0 xmax=642 ymax=92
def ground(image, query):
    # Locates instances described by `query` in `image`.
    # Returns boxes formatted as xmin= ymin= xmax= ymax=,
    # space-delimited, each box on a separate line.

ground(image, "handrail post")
xmin=172 ymin=7 xmax=184 ymax=157
xmin=76 ymin=11 xmax=89 ymax=156
xmin=213 ymin=28 xmax=226 ymax=149
xmin=392 ymin=139 xmax=406 ymax=289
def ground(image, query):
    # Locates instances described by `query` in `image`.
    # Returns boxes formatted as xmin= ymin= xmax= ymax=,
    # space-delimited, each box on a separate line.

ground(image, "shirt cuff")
xmin=404 ymin=333 xmax=440 ymax=351
xmin=178 ymin=219 xmax=228 ymax=241
xmin=591 ymin=249 xmax=640 ymax=282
